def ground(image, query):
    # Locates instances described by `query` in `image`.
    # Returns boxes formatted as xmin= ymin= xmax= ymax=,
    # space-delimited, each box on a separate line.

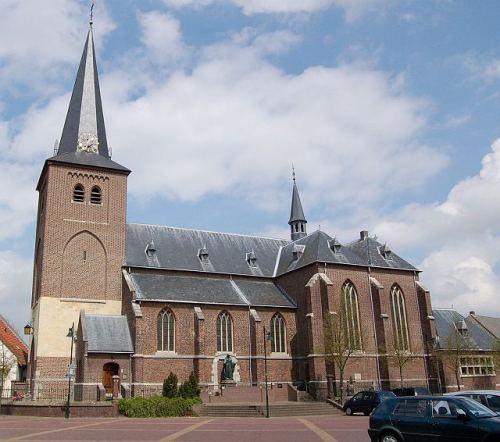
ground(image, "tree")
xmin=323 ymin=309 xmax=362 ymax=402
xmin=389 ymin=342 xmax=413 ymax=389
xmin=492 ymin=338 xmax=500 ymax=372
xmin=0 ymin=342 xmax=16 ymax=411
xmin=434 ymin=329 xmax=472 ymax=392
xmin=162 ymin=372 xmax=178 ymax=398
xmin=179 ymin=372 xmax=200 ymax=399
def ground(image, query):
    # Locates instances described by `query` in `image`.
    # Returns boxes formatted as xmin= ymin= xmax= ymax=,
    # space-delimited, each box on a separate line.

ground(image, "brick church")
xmin=28 ymin=24 xmax=437 ymax=400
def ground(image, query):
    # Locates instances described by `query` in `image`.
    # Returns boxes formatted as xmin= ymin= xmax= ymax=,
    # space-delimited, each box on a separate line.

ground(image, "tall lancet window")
xmin=217 ymin=312 xmax=233 ymax=353
xmin=270 ymin=313 xmax=286 ymax=353
xmin=342 ymin=282 xmax=362 ymax=350
xmin=391 ymin=285 xmax=410 ymax=351
xmin=157 ymin=309 xmax=175 ymax=352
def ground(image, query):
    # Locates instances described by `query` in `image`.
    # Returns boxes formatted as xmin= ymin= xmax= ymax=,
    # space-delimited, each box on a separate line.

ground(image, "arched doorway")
xmin=102 ymin=362 xmax=119 ymax=394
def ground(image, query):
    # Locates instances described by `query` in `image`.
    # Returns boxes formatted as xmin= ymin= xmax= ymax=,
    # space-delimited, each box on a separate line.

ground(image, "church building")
xmin=28 ymin=24 xmax=438 ymax=401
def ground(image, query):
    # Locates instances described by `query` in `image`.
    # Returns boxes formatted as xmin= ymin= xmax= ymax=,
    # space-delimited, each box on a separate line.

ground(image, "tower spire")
xmin=57 ymin=19 xmax=109 ymax=159
xmin=288 ymin=169 xmax=307 ymax=241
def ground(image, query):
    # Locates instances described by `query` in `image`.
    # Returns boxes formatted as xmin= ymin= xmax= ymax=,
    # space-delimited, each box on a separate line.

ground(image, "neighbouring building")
xmin=27 ymin=22 xmax=439 ymax=401
xmin=433 ymin=309 xmax=500 ymax=392
xmin=0 ymin=315 xmax=28 ymax=397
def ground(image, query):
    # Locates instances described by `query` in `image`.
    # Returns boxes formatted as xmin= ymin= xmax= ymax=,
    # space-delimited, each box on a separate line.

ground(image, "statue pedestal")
xmin=221 ymin=380 xmax=237 ymax=388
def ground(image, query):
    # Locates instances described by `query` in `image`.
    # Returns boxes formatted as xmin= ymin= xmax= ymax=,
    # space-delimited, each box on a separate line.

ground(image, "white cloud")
xmin=161 ymin=0 xmax=388 ymax=21
xmin=0 ymin=0 xmax=115 ymax=95
xmin=461 ymin=53 xmax=500 ymax=83
xmin=0 ymin=251 xmax=32 ymax=336
xmin=138 ymin=11 xmax=190 ymax=65
xmin=372 ymin=139 xmax=500 ymax=316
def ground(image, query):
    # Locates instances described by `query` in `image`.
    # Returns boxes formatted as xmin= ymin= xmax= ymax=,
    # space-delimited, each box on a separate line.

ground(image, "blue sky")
xmin=1 ymin=0 xmax=500 ymax=333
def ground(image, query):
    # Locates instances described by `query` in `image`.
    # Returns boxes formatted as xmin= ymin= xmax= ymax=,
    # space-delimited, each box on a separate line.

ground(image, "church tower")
xmin=288 ymin=170 xmax=307 ymax=241
xmin=29 ymin=23 xmax=130 ymax=388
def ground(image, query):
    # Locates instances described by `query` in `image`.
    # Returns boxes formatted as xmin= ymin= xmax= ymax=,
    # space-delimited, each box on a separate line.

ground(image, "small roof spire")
xmin=90 ymin=1 xmax=94 ymax=27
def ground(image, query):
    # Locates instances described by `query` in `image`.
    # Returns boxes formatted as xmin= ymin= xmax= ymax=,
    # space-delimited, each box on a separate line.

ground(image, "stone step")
xmin=196 ymin=402 xmax=341 ymax=417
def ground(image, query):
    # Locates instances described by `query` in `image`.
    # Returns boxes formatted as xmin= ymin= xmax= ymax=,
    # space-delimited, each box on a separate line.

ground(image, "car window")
xmin=459 ymin=393 xmax=483 ymax=404
xmin=352 ymin=392 xmax=363 ymax=401
xmin=363 ymin=392 xmax=374 ymax=401
xmin=458 ymin=397 xmax=497 ymax=417
xmin=379 ymin=391 xmax=396 ymax=399
xmin=486 ymin=395 xmax=500 ymax=409
xmin=393 ymin=399 xmax=428 ymax=417
xmin=432 ymin=400 xmax=455 ymax=417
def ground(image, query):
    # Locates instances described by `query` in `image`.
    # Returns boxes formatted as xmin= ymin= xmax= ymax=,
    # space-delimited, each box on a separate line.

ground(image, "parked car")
xmin=343 ymin=390 xmax=396 ymax=416
xmin=391 ymin=387 xmax=431 ymax=397
xmin=368 ymin=395 xmax=500 ymax=442
xmin=445 ymin=390 xmax=500 ymax=412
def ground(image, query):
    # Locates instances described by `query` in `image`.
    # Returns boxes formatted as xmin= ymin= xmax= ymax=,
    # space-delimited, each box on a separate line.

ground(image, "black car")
xmin=343 ymin=390 xmax=396 ymax=415
xmin=392 ymin=387 xmax=431 ymax=397
xmin=368 ymin=395 xmax=500 ymax=442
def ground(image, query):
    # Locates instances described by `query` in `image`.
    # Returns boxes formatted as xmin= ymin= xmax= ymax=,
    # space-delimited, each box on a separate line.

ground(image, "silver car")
xmin=445 ymin=390 xmax=500 ymax=412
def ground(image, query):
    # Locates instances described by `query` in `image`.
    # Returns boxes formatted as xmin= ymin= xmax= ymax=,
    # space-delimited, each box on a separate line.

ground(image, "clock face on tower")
xmin=77 ymin=132 xmax=99 ymax=153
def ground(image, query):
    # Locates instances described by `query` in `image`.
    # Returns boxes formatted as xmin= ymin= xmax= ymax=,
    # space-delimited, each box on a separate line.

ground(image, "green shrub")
xmin=118 ymin=396 xmax=199 ymax=418
xmin=162 ymin=372 xmax=178 ymax=398
xmin=179 ymin=372 xmax=201 ymax=399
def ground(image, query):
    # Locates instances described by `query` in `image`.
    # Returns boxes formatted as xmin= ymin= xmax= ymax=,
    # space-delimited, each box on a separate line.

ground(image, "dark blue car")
xmin=343 ymin=390 xmax=396 ymax=415
xmin=368 ymin=396 xmax=500 ymax=441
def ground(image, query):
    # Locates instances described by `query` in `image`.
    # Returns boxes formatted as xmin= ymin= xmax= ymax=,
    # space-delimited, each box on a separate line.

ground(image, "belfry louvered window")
xmin=157 ymin=309 xmax=175 ymax=352
xmin=270 ymin=313 xmax=286 ymax=353
xmin=90 ymin=186 xmax=102 ymax=205
xmin=217 ymin=312 xmax=233 ymax=353
xmin=342 ymin=282 xmax=362 ymax=350
xmin=391 ymin=285 xmax=410 ymax=351
xmin=73 ymin=184 xmax=85 ymax=202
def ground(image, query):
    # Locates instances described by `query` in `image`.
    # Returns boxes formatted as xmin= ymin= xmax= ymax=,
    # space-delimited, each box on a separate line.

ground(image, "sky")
xmin=1 ymin=0 xmax=500 ymax=335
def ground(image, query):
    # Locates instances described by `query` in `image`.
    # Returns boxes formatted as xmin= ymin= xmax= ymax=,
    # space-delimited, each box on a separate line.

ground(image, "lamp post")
xmin=263 ymin=326 xmax=272 ymax=418
xmin=65 ymin=323 xmax=76 ymax=419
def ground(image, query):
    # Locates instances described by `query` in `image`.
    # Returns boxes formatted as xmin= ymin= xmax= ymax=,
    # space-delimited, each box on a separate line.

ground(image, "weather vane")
xmin=292 ymin=163 xmax=296 ymax=182
xmin=90 ymin=1 xmax=95 ymax=25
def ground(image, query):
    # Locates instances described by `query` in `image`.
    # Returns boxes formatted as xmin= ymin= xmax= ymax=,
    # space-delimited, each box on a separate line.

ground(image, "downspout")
xmin=248 ymin=306 xmax=253 ymax=386
xmin=366 ymin=236 xmax=382 ymax=389
xmin=413 ymin=271 xmax=430 ymax=391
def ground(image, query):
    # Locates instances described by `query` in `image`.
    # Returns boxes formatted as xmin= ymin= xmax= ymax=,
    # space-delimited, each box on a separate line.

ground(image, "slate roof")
xmin=47 ymin=152 xmax=129 ymax=173
xmin=129 ymin=272 xmax=296 ymax=308
xmin=84 ymin=314 xmax=134 ymax=353
xmin=345 ymin=236 xmax=418 ymax=271
xmin=469 ymin=315 xmax=500 ymax=339
xmin=433 ymin=309 xmax=495 ymax=351
xmin=126 ymin=224 xmax=288 ymax=277
xmin=0 ymin=315 xmax=28 ymax=365
xmin=276 ymin=230 xmax=365 ymax=275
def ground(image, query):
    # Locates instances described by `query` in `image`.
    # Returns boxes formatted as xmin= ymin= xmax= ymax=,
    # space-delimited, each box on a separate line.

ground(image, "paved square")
xmin=0 ymin=415 xmax=370 ymax=442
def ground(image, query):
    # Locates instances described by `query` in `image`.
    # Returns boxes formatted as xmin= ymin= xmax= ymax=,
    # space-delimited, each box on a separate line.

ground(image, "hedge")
xmin=118 ymin=396 xmax=201 ymax=418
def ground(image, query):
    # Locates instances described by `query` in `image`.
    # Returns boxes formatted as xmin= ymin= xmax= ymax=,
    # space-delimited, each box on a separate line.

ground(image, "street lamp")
xmin=23 ymin=323 xmax=33 ymax=336
xmin=263 ymin=326 xmax=273 ymax=418
xmin=65 ymin=323 xmax=77 ymax=419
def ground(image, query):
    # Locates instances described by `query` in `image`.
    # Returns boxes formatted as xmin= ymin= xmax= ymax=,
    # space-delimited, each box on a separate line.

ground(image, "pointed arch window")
xmin=217 ymin=312 xmax=233 ymax=353
xmin=342 ymin=282 xmax=362 ymax=350
xmin=157 ymin=309 xmax=175 ymax=352
xmin=73 ymin=184 xmax=85 ymax=203
xmin=391 ymin=285 xmax=410 ymax=351
xmin=270 ymin=313 xmax=286 ymax=353
xmin=90 ymin=186 xmax=102 ymax=205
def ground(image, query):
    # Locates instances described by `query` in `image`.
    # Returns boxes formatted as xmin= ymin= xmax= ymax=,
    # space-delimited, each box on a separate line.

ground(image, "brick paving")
xmin=0 ymin=415 xmax=370 ymax=442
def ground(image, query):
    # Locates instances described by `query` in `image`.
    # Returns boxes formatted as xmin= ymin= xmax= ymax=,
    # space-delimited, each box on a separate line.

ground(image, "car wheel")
xmin=345 ymin=407 xmax=353 ymax=416
xmin=380 ymin=432 xmax=400 ymax=442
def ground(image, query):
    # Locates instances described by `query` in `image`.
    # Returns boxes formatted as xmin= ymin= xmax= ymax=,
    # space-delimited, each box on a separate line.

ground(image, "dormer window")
xmin=90 ymin=186 xmax=102 ymax=205
xmin=329 ymin=238 xmax=342 ymax=254
xmin=292 ymin=244 xmax=305 ymax=260
xmin=456 ymin=320 xmax=469 ymax=337
xmin=379 ymin=243 xmax=392 ymax=260
xmin=198 ymin=247 xmax=209 ymax=263
xmin=246 ymin=251 xmax=257 ymax=267
xmin=145 ymin=240 xmax=156 ymax=257
xmin=73 ymin=184 xmax=85 ymax=203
